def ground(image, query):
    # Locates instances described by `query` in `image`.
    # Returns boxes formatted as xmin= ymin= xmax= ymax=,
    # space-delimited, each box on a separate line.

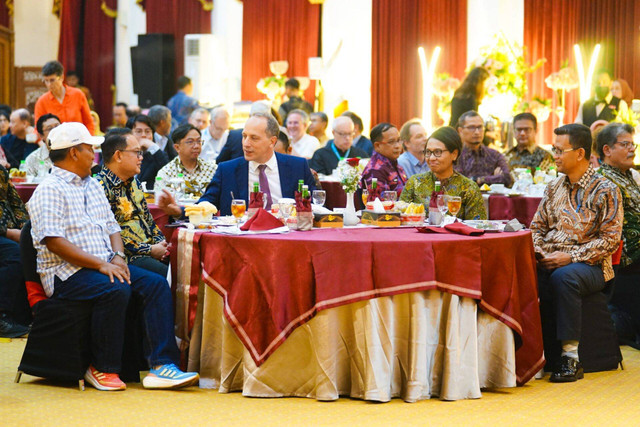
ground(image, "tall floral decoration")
xmin=545 ymin=65 xmax=579 ymax=127
xmin=337 ymin=158 xmax=365 ymax=194
xmin=433 ymin=73 xmax=460 ymax=125
xmin=473 ymin=33 xmax=545 ymax=121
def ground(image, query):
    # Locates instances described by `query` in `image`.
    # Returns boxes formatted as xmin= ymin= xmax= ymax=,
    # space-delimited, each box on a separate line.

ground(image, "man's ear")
xmin=602 ymin=144 xmax=611 ymax=158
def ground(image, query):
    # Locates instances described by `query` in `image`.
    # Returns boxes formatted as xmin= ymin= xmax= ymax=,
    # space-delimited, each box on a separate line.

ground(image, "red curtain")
xmin=241 ymin=0 xmax=320 ymax=102
xmin=0 ymin=1 xmax=9 ymax=28
xmin=525 ymin=0 xmax=640 ymax=142
xmin=58 ymin=0 xmax=116 ymax=130
xmin=371 ymin=0 xmax=467 ymax=128
xmin=145 ymin=0 xmax=212 ymax=78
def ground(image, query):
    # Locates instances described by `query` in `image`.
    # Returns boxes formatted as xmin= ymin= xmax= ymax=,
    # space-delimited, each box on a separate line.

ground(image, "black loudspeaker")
xmin=131 ymin=33 xmax=176 ymax=108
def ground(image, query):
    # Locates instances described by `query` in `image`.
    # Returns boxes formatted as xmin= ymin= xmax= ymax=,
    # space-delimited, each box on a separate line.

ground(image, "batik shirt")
xmin=400 ymin=171 xmax=487 ymax=220
xmin=28 ymin=167 xmax=120 ymax=296
xmin=96 ymin=166 xmax=165 ymax=262
xmin=598 ymin=163 xmax=640 ymax=267
xmin=360 ymin=151 xmax=408 ymax=195
xmin=506 ymin=145 xmax=555 ymax=172
xmin=156 ymin=156 xmax=217 ymax=198
xmin=0 ymin=165 xmax=29 ymax=236
xmin=454 ymin=145 xmax=513 ymax=186
xmin=530 ymin=165 xmax=623 ymax=281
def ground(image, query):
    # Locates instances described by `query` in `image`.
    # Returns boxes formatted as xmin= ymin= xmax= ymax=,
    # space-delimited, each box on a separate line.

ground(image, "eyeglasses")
xmin=181 ymin=138 xmax=202 ymax=145
xmin=551 ymin=146 xmax=577 ymax=156
xmin=462 ymin=125 xmax=484 ymax=132
xmin=120 ymin=149 xmax=144 ymax=158
xmin=380 ymin=139 xmax=402 ymax=146
xmin=334 ymin=131 xmax=354 ymax=138
xmin=615 ymin=140 xmax=637 ymax=150
xmin=425 ymin=149 xmax=449 ymax=158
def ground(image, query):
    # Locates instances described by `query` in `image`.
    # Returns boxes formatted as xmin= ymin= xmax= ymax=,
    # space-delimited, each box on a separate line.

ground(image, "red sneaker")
xmin=84 ymin=365 xmax=126 ymax=391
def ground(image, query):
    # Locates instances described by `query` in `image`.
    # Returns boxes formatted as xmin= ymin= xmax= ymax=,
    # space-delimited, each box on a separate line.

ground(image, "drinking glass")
xmin=231 ymin=199 xmax=246 ymax=230
xmin=280 ymin=202 xmax=293 ymax=227
xmin=436 ymin=194 xmax=448 ymax=222
xmin=312 ymin=190 xmax=326 ymax=207
xmin=361 ymin=189 xmax=369 ymax=206
xmin=447 ymin=196 xmax=462 ymax=218
xmin=382 ymin=190 xmax=397 ymax=210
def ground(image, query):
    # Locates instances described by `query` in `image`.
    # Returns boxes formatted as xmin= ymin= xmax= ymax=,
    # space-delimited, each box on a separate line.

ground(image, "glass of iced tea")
xmin=447 ymin=196 xmax=462 ymax=218
xmin=231 ymin=199 xmax=246 ymax=230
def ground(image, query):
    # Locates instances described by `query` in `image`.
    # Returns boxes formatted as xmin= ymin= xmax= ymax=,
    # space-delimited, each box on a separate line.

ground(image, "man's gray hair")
xmin=332 ymin=116 xmax=353 ymax=131
xmin=287 ymin=109 xmax=309 ymax=124
xmin=147 ymin=105 xmax=171 ymax=126
xmin=13 ymin=108 xmax=31 ymax=123
xmin=251 ymin=113 xmax=280 ymax=138
xmin=250 ymin=101 xmax=271 ymax=116
xmin=595 ymin=122 xmax=635 ymax=160
xmin=211 ymin=106 xmax=230 ymax=119
xmin=190 ymin=107 xmax=210 ymax=119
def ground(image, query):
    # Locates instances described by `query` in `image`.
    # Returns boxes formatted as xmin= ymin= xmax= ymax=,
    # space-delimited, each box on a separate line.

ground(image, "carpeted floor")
xmin=1 ymin=338 xmax=639 ymax=426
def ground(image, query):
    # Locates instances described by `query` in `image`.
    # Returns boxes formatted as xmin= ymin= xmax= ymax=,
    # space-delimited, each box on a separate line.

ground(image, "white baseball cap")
xmin=47 ymin=122 xmax=104 ymax=150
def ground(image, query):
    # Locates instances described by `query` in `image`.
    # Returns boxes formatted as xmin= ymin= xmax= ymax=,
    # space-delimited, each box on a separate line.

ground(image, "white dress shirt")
xmin=291 ymin=134 xmax=321 ymax=159
xmin=200 ymin=127 xmax=229 ymax=163
xmin=154 ymin=132 xmax=169 ymax=151
xmin=248 ymin=152 xmax=282 ymax=202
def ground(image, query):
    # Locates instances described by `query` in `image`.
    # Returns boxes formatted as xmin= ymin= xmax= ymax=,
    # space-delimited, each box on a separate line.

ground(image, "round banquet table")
xmin=171 ymin=226 xmax=544 ymax=402
xmin=13 ymin=183 xmax=37 ymax=203
xmin=488 ymin=195 xmax=543 ymax=226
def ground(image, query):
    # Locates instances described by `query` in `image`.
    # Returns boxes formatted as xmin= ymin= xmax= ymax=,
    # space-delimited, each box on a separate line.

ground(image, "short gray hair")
xmin=250 ymin=113 xmax=280 ymax=138
xmin=147 ymin=105 xmax=171 ymax=126
xmin=211 ymin=106 xmax=229 ymax=120
xmin=190 ymin=107 xmax=210 ymax=119
xmin=287 ymin=109 xmax=309 ymax=124
xmin=595 ymin=122 xmax=635 ymax=159
xmin=332 ymin=116 xmax=353 ymax=131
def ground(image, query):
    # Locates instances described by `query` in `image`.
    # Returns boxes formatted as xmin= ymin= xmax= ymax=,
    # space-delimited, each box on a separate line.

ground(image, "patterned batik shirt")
xmin=506 ymin=145 xmax=555 ymax=172
xmin=0 ymin=165 xmax=29 ymax=236
xmin=27 ymin=166 xmax=121 ymax=297
xmin=400 ymin=171 xmax=487 ymax=220
xmin=24 ymin=145 xmax=52 ymax=177
xmin=156 ymin=156 xmax=217 ymax=198
xmin=530 ymin=165 xmax=623 ymax=281
xmin=96 ymin=166 xmax=165 ymax=262
xmin=454 ymin=145 xmax=513 ymax=186
xmin=360 ymin=151 xmax=408 ymax=195
xmin=598 ymin=163 xmax=640 ymax=267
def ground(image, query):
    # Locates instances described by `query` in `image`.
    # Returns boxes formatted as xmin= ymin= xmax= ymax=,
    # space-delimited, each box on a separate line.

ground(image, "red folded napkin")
xmin=240 ymin=208 xmax=283 ymax=231
xmin=249 ymin=191 xmax=265 ymax=209
xmin=367 ymin=184 xmax=381 ymax=202
xmin=417 ymin=222 xmax=484 ymax=236
xmin=428 ymin=189 xmax=443 ymax=209
xmin=294 ymin=191 xmax=312 ymax=212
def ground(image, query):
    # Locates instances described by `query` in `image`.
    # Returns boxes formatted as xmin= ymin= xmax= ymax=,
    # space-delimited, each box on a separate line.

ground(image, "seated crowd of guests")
xmin=1 ymin=64 xmax=639 ymax=391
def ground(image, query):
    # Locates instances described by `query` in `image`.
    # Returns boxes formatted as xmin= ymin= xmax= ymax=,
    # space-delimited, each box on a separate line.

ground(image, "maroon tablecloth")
xmin=488 ymin=195 xmax=542 ymax=226
xmin=321 ymin=180 xmax=346 ymax=210
xmin=14 ymin=183 xmax=37 ymax=203
xmin=177 ymin=227 xmax=544 ymax=386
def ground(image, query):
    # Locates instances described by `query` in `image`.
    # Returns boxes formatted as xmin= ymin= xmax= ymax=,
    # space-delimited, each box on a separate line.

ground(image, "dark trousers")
xmin=130 ymin=255 xmax=168 ymax=278
xmin=0 ymin=236 xmax=30 ymax=324
xmin=53 ymin=265 xmax=179 ymax=373
xmin=537 ymin=262 xmax=605 ymax=341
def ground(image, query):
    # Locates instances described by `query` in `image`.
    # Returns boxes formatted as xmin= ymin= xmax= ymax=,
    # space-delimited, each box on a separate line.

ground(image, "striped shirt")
xmin=530 ymin=165 xmax=623 ymax=281
xmin=27 ymin=166 xmax=120 ymax=297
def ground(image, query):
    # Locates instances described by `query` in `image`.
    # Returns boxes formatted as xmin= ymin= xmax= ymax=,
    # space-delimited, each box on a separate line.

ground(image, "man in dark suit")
xmin=309 ymin=116 xmax=367 ymax=175
xmin=148 ymin=105 xmax=177 ymax=161
xmin=215 ymin=101 xmax=272 ymax=164
xmin=159 ymin=113 xmax=315 ymax=216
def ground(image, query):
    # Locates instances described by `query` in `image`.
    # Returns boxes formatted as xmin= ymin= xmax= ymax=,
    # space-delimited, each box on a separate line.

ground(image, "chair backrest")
xmin=19 ymin=220 xmax=48 ymax=307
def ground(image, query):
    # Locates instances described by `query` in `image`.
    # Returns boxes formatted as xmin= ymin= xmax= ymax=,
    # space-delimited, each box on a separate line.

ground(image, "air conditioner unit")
xmin=184 ymin=34 xmax=226 ymax=107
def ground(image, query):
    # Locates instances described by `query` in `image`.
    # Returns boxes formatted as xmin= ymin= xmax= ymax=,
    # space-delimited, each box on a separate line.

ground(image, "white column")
xmin=211 ymin=0 xmax=243 ymax=107
xmin=13 ymin=0 xmax=60 ymax=66
xmin=321 ymin=0 xmax=372 ymax=133
xmin=115 ymin=0 xmax=146 ymax=106
xmin=466 ymin=0 xmax=524 ymax=66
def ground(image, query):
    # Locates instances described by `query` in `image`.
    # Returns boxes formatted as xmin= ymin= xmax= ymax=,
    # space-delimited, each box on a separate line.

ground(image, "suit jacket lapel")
xmin=236 ymin=160 xmax=249 ymax=201
xmin=276 ymin=153 xmax=291 ymax=196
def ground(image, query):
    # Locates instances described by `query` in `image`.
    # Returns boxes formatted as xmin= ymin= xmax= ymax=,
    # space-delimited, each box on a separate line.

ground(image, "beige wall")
xmin=14 ymin=0 xmax=59 ymax=67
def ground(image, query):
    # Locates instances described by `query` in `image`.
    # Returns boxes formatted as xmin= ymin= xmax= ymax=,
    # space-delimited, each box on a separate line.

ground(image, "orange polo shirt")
xmin=34 ymin=85 xmax=95 ymax=135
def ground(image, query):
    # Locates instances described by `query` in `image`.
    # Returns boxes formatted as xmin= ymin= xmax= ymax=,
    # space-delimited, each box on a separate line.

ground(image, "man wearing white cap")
xmin=28 ymin=122 xmax=199 ymax=391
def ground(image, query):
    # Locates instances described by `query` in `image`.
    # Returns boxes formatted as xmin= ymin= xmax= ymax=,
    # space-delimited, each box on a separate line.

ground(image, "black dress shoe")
xmin=550 ymin=356 xmax=584 ymax=382
xmin=0 ymin=313 xmax=29 ymax=338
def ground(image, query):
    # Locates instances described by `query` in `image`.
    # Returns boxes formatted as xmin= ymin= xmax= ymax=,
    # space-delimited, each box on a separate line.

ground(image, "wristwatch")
xmin=113 ymin=251 xmax=126 ymax=261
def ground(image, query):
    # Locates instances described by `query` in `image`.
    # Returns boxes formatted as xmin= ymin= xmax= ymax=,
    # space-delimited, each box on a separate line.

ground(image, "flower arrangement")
xmin=473 ymin=33 xmax=545 ymax=119
xmin=337 ymin=157 xmax=365 ymax=194
xmin=257 ymin=75 xmax=286 ymax=102
xmin=544 ymin=67 xmax=579 ymax=91
xmin=520 ymin=96 xmax=552 ymax=123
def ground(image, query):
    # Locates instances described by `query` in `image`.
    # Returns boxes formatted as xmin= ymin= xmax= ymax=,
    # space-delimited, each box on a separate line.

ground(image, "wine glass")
xmin=436 ymin=194 xmax=448 ymax=225
xmin=280 ymin=201 xmax=293 ymax=228
xmin=447 ymin=196 xmax=462 ymax=219
xmin=231 ymin=199 xmax=246 ymax=230
xmin=312 ymin=190 xmax=326 ymax=207
xmin=361 ymin=189 xmax=369 ymax=206
xmin=382 ymin=190 xmax=397 ymax=211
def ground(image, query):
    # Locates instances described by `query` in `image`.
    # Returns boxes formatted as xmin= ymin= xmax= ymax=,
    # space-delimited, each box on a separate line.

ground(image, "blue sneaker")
xmin=142 ymin=364 xmax=199 ymax=389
